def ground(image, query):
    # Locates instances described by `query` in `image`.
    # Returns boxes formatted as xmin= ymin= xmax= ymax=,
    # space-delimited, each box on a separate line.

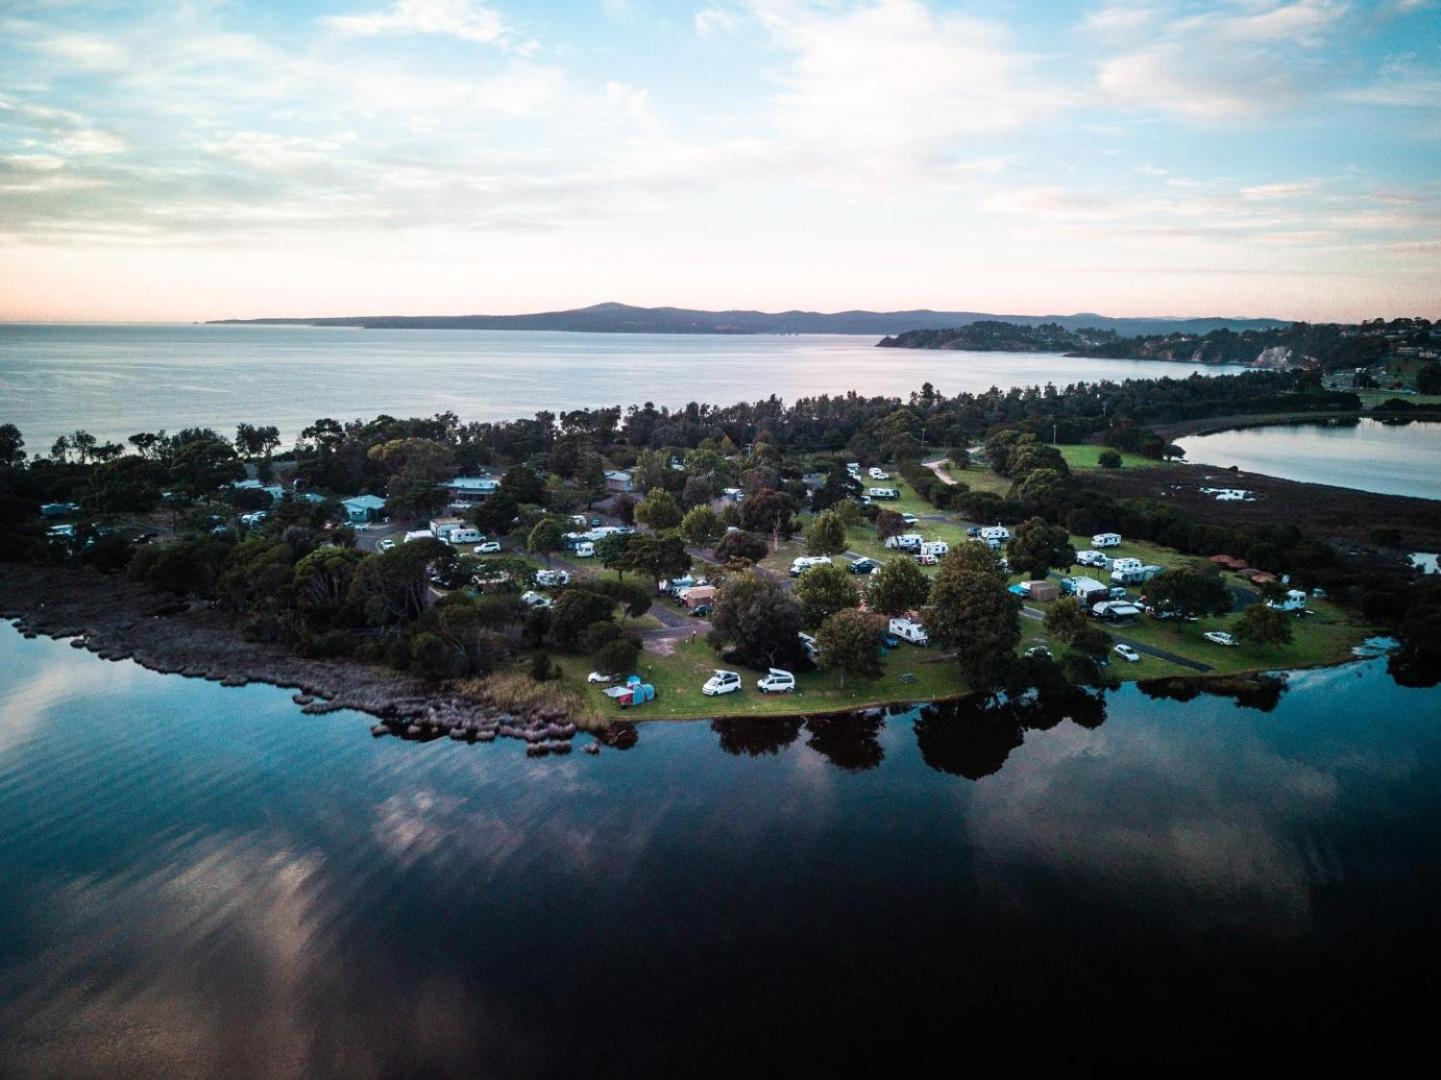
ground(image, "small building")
xmin=1064 ymin=576 xmax=1109 ymax=603
xmin=1208 ymin=554 xmax=1249 ymax=571
xmin=1023 ymin=581 xmax=1059 ymax=602
xmin=444 ymin=476 xmax=499 ymax=506
xmin=342 ymin=494 xmax=387 ymax=524
xmin=230 ymin=479 xmax=285 ymax=501
xmin=604 ymin=470 xmax=634 ymax=494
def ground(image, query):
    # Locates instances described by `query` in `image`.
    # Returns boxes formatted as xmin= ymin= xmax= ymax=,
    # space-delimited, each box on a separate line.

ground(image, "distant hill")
xmin=209 ymin=301 xmax=1286 ymax=337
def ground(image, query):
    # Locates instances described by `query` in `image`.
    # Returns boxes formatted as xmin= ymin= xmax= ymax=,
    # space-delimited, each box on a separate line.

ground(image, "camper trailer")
xmin=1267 ymin=589 xmax=1308 ymax=612
xmin=888 ymin=617 xmax=930 ymax=645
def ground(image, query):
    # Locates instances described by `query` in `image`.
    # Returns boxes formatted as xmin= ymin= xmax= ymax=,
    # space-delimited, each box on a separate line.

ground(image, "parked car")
xmin=757 ymin=669 xmax=796 ymax=694
xmin=1113 ymin=644 xmax=1141 ymax=662
xmin=587 ymin=671 xmax=618 ymax=684
xmin=376 ymin=538 xmax=396 ymax=552
xmin=1203 ymin=631 xmax=1238 ymax=647
xmin=702 ymin=670 xmax=742 ymax=696
xmin=519 ymin=590 xmax=552 ymax=609
xmin=473 ymin=541 xmax=502 ymax=554
xmin=901 ymin=513 xmax=919 ymax=526
xmin=1025 ymin=645 xmax=1053 ymax=660
xmin=690 ymin=604 xmax=714 ymax=618
xmin=849 ymin=557 xmax=881 ymax=575
xmin=1108 ymin=587 xmax=1129 ymax=600
xmin=790 ymin=555 xmax=833 ymax=576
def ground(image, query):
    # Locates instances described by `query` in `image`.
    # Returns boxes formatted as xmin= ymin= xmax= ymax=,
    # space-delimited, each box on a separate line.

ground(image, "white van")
xmin=888 ymin=617 xmax=930 ymax=645
xmin=573 ymin=541 xmax=595 ymax=558
xmin=757 ymin=669 xmax=796 ymax=694
xmin=1091 ymin=532 xmax=1122 ymax=548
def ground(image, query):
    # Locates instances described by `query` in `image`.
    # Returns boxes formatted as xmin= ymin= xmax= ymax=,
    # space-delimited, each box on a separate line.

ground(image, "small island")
xmin=3 ymin=360 xmax=1439 ymax=755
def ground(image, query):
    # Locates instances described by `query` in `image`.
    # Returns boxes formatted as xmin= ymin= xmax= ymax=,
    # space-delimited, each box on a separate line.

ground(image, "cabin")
xmin=341 ymin=494 xmax=387 ymax=524
xmin=443 ymin=476 xmax=500 ymax=507
xmin=604 ymin=470 xmax=635 ymax=494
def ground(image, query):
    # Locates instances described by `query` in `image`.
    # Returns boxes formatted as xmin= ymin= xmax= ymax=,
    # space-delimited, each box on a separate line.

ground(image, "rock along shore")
xmin=0 ymin=563 xmax=587 ymax=754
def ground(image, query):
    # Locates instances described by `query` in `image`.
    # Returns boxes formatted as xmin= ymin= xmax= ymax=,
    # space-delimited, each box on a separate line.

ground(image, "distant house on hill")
xmin=444 ymin=476 xmax=499 ymax=507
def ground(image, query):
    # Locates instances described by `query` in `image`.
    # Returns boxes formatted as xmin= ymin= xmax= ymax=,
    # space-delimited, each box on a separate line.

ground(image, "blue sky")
xmin=1 ymin=0 xmax=1437 ymax=321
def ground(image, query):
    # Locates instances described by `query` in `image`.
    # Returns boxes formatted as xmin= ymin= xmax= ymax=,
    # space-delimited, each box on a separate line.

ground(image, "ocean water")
xmin=1 ymin=624 xmax=1438 ymax=1074
xmin=0 ymin=323 xmax=1238 ymax=449
xmin=1177 ymin=418 xmax=1441 ymax=500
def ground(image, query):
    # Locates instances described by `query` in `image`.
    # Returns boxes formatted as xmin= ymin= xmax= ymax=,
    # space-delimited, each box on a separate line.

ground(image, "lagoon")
xmin=1 ymin=624 xmax=1438 ymax=1074
xmin=0 ymin=323 xmax=1239 ymax=450
xmin=1177 ymin=417 xmax=1441 ymax=500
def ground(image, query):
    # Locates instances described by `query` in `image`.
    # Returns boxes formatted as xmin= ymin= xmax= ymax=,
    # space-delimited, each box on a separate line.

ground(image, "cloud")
xmin=325 ymin=0 xmax=507 ymax=45
xmin=1241 ymin=180 xmax=1322 ymax=200
xmin=1095 ymin=2 xmax=1346 ymax=120
xmin=695 ymin=6 xmax=740 ymax=35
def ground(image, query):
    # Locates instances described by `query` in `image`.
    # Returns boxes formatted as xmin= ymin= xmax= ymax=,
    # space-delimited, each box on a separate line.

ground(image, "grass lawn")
xmin=556 ymin=637 xmax=968 ymax=722
xmin=1057 ymin=445 xmax=1165 ymax=470
xmin=1358 ymin=390 xmax=1441 ymax=407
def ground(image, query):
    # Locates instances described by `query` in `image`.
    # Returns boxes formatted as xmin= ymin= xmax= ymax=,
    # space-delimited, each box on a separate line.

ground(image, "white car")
xmin=1025 ymin=645 xmax=1053 ymax=660
xmin=790 ymin=556 xmax=832 ymax=576
xmin=901 ymin=513 xmax=919 ymax=526
xmin=702 ymin=670 xmax=742 ymax=696
xmin=757 ymin=669 xmax=796 ymax=694
xmin=587 ymin=671 xmax=619 ymax=684
xmin=376 ymin=538 xmax=396 ymax=552
xmin=1203 ymin=631 xmax=1238 ymax=647
xmin=519 ymin=590 xmax=551 ymax=609
xmin=1113 ymin=644 xmax=1141 ymax=662
xmin=473 ymin=541 xmax=502 ymax=554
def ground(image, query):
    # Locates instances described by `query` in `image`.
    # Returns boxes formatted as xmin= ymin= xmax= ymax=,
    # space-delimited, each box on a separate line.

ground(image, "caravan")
xmin=1267 ymin=589 xmax=1308 ymax=612
xmin=888 ymin=617 xmax=930 ymax=645
xmin=1091 ymin=532 xmax=1122 ymax=548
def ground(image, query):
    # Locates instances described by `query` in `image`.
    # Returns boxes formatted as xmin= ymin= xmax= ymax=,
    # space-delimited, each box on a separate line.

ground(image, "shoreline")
xmin=1 ymin=563 xmax=1380 ymax=734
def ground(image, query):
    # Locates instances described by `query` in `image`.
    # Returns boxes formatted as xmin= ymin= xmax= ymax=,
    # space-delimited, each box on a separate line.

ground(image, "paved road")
xmin=1020 ymin=604 xmax=1212 ymax=671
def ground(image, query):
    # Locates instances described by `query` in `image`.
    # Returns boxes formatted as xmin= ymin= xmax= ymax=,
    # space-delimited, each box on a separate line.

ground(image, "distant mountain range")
xmin=209 ymin=301 xmax=1287 ymax=338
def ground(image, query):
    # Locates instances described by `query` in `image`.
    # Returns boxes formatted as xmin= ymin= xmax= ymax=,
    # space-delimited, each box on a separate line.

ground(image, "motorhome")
xmin=888 ymin=617 xmax=930 ymax=645
xmin=884 ymin=533 xmax=923 ymax=551
xmin=1267 ymin=589 xmax=1308 ymax=612
xmin=868 ymin=487 xmax=900 ymax=500
xmin=1111 ymin=557 xmax=1143 ymax=574
xmin=1076 ymin=549 xmax=1111 ymax=569
xmin=1091 ymin=532 xmax=1122 ymax=548
xmin=447 ymin=528 xmax=482 ymax=545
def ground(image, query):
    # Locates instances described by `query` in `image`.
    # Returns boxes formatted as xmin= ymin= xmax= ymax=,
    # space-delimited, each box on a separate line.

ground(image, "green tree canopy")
xmin=866 ymin=557 xmax=931 ymax=616
xmin=794 ymin=562 xmax=860 ymax=629
xmin=816 ymin=609 xmax=885 ymax=688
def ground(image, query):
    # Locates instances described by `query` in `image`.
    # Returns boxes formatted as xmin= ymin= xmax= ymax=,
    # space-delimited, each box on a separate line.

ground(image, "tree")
xmin=634 ymin=488 xmax=683 ymax=532
xmin=805 ymin=511 xmax=847 ymax=556
xmin=793 ymin=562 xmax=860 ymax=629
xmin=943 ymin=542 xmax=1008 ymax=579
xmin=816 ymin=609 xmax=885 ymax=688
xmin=1098 ymin=449 xmax=1123 ymax=468
xmin=1145 ymin=565 xmax=1232 ymax=618
xmin=681 ymin=504 xmax=723 ymax=548
xmin=1012 ymin=467 xmax=1073 ymax=517
xmin=349 ymin=538 xmax=451 ymax=624
xmin=714 ymin=530 xmax=768 ymax=565
xmin=235 ymin=423 xmax=281 ymax=460
xmin=169 ymin=438 xmax=244 ymax=499
xmin=874 ymin=509 xmax=905 ymax=542
xmin=1006 ymin=517 xmax=1075 ymax=579
xmin=1417 ymin=362 xmax=1441 ymax=396
xmin=709 ymin=572 xmax=805 ymax=668
xmin=549 ymin=588 xmax=618 ymax=648
xmin=740 ymin=488 xmax=796 ymax=547
xmin=1234 ymin=604 xmax=1293 ymax=649
xmin=0 ymin=424 xmax=25 ymax=467
xmin=499 ymin=464 xmax=547 ymax=505
xmin=596 ymin=531 xmax=635 ymax=579
xmin=472 ymin=490 xmax=519 ymax=536
xmin=866 ymin=557 xmax=931 ymax=616
xmin=593 ymin=632 xmax=641 ymax=677
xmin=926 ymin=557 xmax=1021 ymax=690
xmin=293 ymin=546 xmax=366 ymax=621
xmin=527 ymin=518 xmax=564 ymax=565
xmin=1042 ymin=597 xmax=1088 ymax=644
xmin=369 ymin=438 xmax=454 ymax=520
xmin=624 ymin=533 xmax=692 ymax=587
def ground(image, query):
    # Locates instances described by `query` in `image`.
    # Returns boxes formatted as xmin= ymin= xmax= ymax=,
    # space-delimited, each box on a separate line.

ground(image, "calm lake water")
xmin=1177 ymin=418 xmax=1441 ymax=500
xmin=2 ymin=624 xmax=1438 ymax=1075
xmin=0 ymin=323 xmax=1237 ymax=450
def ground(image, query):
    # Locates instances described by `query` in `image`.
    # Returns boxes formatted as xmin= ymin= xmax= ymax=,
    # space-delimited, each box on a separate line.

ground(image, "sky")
xmin=0 ymin=0 xmax=1438 ymax=323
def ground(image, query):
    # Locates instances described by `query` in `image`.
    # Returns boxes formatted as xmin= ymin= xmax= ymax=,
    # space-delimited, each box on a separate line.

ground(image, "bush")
xmin=1098 ymin=449 xmax=1122 ymax=469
